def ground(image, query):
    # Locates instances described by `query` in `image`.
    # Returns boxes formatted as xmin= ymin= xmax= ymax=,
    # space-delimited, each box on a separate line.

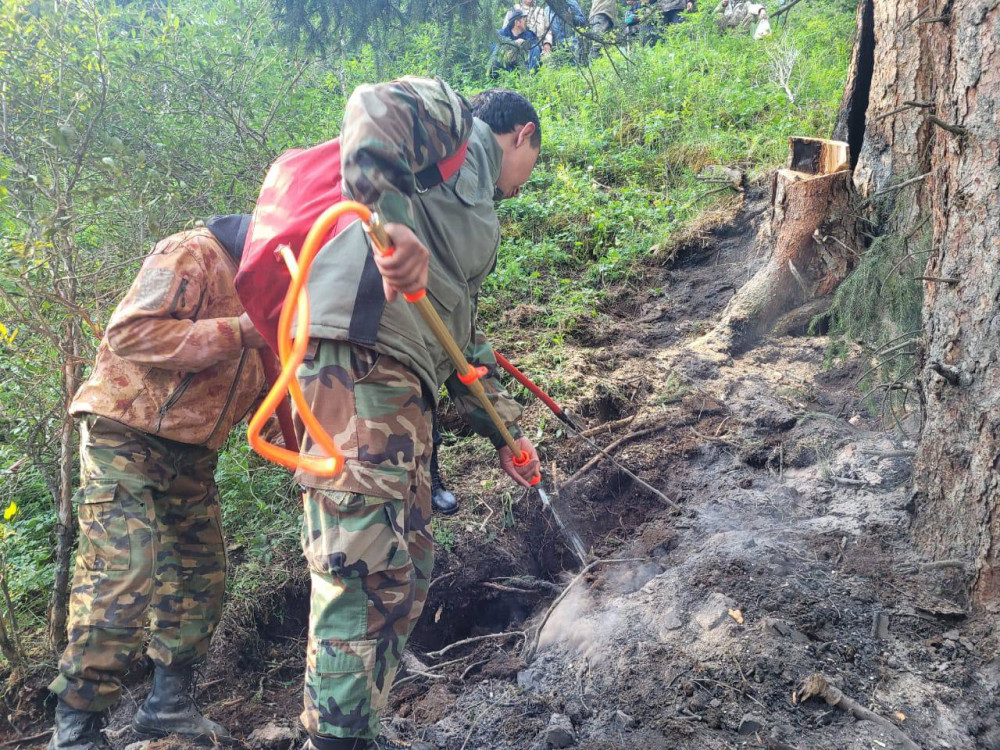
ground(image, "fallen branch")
xmin=425 ymin=630 xmax=527 ymax=660
xmin=522 ymin=557 xmax=645 ymax=662
xmin=562 ymin=422 xmax=673 ymax=490
xmin=578 ymin=413 xmax=639 ymax=438
xmin=1 ymin=732 xmax=53 ymax=748
xmin=860 ymin=449 xmax=916 ymax=459
xmin=795 ymin=674 xmax=920 ymax=750
xmin=489 ymin=576 xmax=563 ymax=594
xmin=914 ymin=275 xmax=959 ymax=285
xmin=481 ymin=582 xmax=547 ymax=595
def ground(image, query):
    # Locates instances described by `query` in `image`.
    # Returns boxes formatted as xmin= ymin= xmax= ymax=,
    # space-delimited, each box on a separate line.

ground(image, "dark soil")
xmin=6 ymin=187 xmax=999 ymax=750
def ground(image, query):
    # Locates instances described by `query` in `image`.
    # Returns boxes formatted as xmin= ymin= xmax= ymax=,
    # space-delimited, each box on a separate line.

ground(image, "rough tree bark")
xmin=845 ymin=0 xmax=1000 ymax=607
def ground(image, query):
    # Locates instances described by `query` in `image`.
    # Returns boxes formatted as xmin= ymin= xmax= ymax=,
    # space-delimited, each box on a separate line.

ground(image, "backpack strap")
xmin=415 ymin=140 xmax=470 ymax=192
xmin=349 ymin=139 xmax=470 ymax=346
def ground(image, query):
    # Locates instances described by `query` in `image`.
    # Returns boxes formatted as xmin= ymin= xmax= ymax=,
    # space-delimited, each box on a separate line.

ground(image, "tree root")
xmin=795 ymin=673 xmax=920 ymax=750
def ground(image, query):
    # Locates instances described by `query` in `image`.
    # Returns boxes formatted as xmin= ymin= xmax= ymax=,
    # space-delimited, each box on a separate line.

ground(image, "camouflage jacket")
xmin=305 ymin=76 xmax=523 ymax=448
xmin=70 ymin=228 xmax=267 ymax=449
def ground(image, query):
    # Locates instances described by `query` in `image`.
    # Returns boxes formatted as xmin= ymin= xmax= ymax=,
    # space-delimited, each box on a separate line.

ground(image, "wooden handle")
xmin=364 ymin=215 xmax=523 ymax=458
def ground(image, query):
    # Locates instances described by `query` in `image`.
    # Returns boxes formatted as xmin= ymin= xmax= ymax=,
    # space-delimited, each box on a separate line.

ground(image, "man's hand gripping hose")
xmin=247 ymin=201 xmax=540 ymax=485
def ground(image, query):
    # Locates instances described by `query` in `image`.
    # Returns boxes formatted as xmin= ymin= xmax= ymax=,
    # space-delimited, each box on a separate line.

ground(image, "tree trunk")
xmin=697 ymin=138 xmax=858 ymax=354
xmin=845 ymin=0 xmax=1000 ymax=607
xmin=910 ymin=1 xmax=1000 ymax=607
xmin=48 ymin=321 xmax=81 ymax=653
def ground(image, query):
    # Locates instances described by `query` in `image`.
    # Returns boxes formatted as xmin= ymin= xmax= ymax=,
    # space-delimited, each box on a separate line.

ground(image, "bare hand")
xmin=498 ymin=436 xmax=541 ymax=489
xmin=374 ymin=223 xmax=430 ymax=303
xmin=238 ymin=312 xmax=267 ymax=349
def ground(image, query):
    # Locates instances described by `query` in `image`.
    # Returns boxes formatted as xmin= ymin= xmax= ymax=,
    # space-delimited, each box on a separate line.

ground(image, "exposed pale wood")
xmin=787 ymin=137 xmax=850 ymax=175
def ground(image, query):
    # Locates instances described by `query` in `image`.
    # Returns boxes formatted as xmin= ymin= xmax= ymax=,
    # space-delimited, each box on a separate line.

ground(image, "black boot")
xmin=303 ymin=734 xmax=436 ymax=750
xmin=47 ymin=700 xmax=109 ymax=750
xmin=429 ymin=443 xmax=458 ymax=516
xmin=132 ymin=666 xmax=231 ymax=744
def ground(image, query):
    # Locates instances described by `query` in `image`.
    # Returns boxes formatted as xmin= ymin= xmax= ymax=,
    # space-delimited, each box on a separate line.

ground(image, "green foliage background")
xmin=0 ymin=0 xmax=855 ymax=660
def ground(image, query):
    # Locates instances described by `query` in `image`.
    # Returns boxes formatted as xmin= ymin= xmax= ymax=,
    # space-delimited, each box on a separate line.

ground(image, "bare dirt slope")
xmin=8 ymin=187 xmax=999 ymax=750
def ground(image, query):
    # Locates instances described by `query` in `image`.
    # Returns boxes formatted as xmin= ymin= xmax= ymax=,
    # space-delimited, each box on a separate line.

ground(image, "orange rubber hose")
xmin=247 ymin=200 xmax=373 ymax=476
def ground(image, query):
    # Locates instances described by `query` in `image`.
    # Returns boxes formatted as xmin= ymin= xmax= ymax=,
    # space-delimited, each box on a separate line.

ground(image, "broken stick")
xmin=795 ymin=673 xmax=919 ymax=750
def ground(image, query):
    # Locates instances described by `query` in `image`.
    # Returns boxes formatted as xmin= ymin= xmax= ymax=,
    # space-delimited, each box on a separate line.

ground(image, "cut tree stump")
xmin=695 ymin=137 xmax=860 ymax=355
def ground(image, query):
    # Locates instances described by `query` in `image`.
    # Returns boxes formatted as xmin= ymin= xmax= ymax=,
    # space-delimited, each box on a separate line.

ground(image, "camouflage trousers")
xmin=49 ymin=415 xmax=226 ymax=711
xmin=295 ymin=340 xmax=433 ymax=741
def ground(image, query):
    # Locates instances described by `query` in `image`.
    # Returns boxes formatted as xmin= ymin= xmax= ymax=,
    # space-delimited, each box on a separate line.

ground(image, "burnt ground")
xmin=5 ymin=186 xmax=1000 ymax=749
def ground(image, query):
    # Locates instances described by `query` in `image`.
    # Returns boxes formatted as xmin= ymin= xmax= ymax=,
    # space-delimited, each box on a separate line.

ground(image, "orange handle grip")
xmin=247 ymin=200 xmax=375 ymax=476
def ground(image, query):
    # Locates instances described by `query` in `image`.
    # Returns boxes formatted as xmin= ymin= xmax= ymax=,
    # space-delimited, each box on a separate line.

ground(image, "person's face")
xmin=512 ymin=16 xmax=527 ymax=34
xmin=497 ymin=123 xmax=540 ymax=199
xmin=522 ymin=0 xmax=536 ymax=6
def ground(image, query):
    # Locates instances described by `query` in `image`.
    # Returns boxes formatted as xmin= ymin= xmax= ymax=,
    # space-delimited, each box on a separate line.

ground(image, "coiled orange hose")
xmin=246 ymin=200 xmax=373 ymax=477
xmin=248 ymin=199 xmax=539 ymax=485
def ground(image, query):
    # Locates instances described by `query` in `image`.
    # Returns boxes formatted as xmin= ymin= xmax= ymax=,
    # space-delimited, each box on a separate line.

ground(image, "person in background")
xmin=753 ymin=7 xmax=772 ymax=38
xmin=714 ymin=0 xmax=749 ymax=28
xmin=587 ymin=0 xmax=619 ymax=57
xmin=550 ymin=0 xmax=587 ymax=49
xmin=521 ymin=0 xmax=554 ymax=53
xmin=490 ymin=7 xmax=542 ymax=75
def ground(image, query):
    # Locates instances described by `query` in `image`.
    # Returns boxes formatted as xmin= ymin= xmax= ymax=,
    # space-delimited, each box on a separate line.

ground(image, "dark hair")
xmin=469 ymin=89 xmax=542 ymax=149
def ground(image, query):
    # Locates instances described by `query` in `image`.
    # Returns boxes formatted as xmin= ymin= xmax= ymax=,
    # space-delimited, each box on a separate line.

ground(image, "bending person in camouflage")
xmin=47 ymin=215 xmax=272 ymax=750
xmin=292 ymin=79 xmax=543 ymax=750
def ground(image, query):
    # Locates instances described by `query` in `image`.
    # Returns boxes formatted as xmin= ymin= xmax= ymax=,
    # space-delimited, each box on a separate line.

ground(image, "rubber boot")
xmin=303 ymin=734 xmax=436 ymax=750
xmin=132 ymin=666 xmax=231 ymax=744
xmin=47 ymin=700 xmax=109 ymax=750
xmin=429 ymin=444 xmax=458 ymax=516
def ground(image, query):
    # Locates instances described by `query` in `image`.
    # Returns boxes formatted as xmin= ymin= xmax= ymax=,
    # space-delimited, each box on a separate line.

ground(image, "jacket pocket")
xmin=155 ymin=372 xmax=196 ymax=433
xmin=426 ymin=276 xmax=463 ymax=316
xmin=76 ymin=482 xmax=131 ymax=572
xmin=452 ymin=159 xmax=483 ymax=207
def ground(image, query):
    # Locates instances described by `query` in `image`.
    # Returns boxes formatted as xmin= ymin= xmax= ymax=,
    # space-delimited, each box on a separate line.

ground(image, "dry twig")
xmin=795 ymin=674 xmax=920 ymax=750
xmin=1 ymin=732 xmax=53 ymax=748
xmin=425 ymin=631 xmax=527 ymax=660
xmin=562 ymin=422 xmax=674 ymax=490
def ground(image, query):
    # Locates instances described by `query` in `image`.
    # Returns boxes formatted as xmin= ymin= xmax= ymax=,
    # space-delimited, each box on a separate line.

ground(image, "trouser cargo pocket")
xmin=76 ymin=482 xmax=131 ymax=572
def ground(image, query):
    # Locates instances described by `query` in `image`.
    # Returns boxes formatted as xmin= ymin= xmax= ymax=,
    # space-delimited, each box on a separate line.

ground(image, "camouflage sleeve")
xmin=445 ymin=329 xmax=524 ymax=450
xmin=340 ymin=76 xmax=474 ymax=230
xmin=106 ymin=236 xmax=243 ymax=372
